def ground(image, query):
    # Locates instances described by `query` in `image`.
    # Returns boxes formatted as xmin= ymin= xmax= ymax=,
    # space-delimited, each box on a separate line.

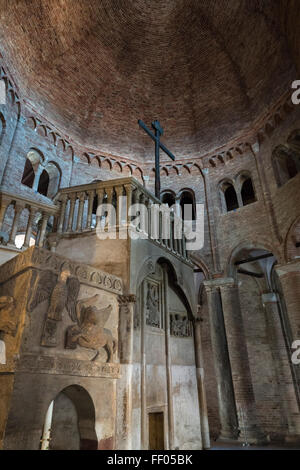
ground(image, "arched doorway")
xmin=41 ymin=385 xmax=98 ymax=450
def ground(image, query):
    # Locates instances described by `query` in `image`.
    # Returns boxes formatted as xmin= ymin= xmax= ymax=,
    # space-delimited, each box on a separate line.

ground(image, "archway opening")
xmin=42 ymin=385 xmax=98 ymax=450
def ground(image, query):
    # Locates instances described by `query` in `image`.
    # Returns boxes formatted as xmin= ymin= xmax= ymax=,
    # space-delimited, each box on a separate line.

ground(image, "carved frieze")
xmin=16 ymin=353 xmax=121 ymax=378
xmin=170 ymin=313 xmax=193 ymax=338
xmin=146 ymin=281 xmax=161 ymax=328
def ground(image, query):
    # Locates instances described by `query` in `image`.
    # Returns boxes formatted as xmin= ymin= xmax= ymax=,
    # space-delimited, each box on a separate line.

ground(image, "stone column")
xmin=204 ymin=281 xmax=239 ymax=440
xmin=219 ymin=278 xmax=265 ymax=443
xmin=193 ymin=314 xmax=210 ymax=449
xmin=67 ymin=194 xmax=76 ymax=232
xmin=23 ymin=208 xmax=36 ymax=248
xmin=8 ymin=204 xmax=24 ymax=245
xmin=38 ymin=213 xmax=49 ymax=248
xmin=117 ymin=294 xmax=136 ymax=450
xmin=57 ymin=195 xmax=67 ymax=234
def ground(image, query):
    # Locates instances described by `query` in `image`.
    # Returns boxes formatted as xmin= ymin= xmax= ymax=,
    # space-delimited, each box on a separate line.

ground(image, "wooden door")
xmin=149 ymin=412 xmax=164 ymax=450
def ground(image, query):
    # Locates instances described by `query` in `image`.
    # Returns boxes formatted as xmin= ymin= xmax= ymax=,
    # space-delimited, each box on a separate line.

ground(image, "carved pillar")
xmin=9 ymin=204 xmax=24 ymax=245
xmin=76 ymin=192 xmax=85 ymax=232
xmin=219 ymin=279 xmax=265 ymax=443
xmin=86 ymin=190 xmax=95 ymax=230
xmin=38 ymin=213 xmax=49 ymax=248
xmin=193 ymin=314 xmax=210 ymax=449
xmin=0 ymin=199 xmax=10 ymax=231
xmin=67 ymin=194 xmax=76 ymax=232
xmin=204 ymin=281 xmax=238 ymax=440
xmin=57 ymin=194 xmax=67 ymax=234
xmin=117 ymin=294 xmax=136 ymax=450
xmin=23 ymin=207 xmax=36 ymax=248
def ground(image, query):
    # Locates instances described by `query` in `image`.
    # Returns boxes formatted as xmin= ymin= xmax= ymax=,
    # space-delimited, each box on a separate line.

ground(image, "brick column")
xmin=262 ymin=292 xmax=300 ymax=438
xmin=275 ymin=262 xmax=300 ymax=343
xmin=219 ymin=278 xmax=265 ymax=443
xmin=204 ymin=281 xmax=239 ymax=440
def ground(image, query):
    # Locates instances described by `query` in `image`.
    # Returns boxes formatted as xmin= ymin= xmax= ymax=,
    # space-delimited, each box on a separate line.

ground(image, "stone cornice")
xmin=0 ymin=246 xmax=123 ymax=295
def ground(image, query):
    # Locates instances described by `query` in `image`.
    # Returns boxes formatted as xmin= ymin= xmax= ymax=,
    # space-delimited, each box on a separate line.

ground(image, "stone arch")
xmin=225 ymin=241 xmax=280 ymax=279
xmin=284 ymin=215 xmax=300 ymax=262
xmin=272 ymin=144 xmax=300 ymax=187
xmin=135 ymin=256 xmax=196 ymax=318
xmin=45 ymin=384 xmax=98 ymax=450
xmin=112 ymin=161 xmax=122 ymax=173
xmin=161 ymin=189 xmax=176 ymax=207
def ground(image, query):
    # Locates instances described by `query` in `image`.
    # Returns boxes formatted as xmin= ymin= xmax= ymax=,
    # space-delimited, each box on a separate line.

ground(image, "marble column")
xmin=219 ymin=278 xmax=265 ymax=443
xmin=204 ymin=281 xmax=239 ymax=440
xmin=117 ymin=294 xmax=136 ymax=450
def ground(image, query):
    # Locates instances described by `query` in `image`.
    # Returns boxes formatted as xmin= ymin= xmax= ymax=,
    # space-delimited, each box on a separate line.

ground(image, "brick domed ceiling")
xmin=0 ymin=0 xmax=299 ymax=161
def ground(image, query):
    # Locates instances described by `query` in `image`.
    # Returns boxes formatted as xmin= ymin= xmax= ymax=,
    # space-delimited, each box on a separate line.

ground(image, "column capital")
xmin=261 ymin=292 xmax=279 ymax=305
xmin=203 ymin=277 xmax=236 ymax=292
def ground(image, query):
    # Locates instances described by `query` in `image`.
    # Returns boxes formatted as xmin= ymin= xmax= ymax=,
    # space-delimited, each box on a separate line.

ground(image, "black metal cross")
xmin=138 ymin=119 xmax=175 ymax=199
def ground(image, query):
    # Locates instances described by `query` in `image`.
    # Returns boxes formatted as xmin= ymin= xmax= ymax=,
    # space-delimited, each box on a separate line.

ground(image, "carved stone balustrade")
xmin=0 ymin=190 xmax=59 ymax=251
xmin=53 ymin=177 xmax=190 ymax=263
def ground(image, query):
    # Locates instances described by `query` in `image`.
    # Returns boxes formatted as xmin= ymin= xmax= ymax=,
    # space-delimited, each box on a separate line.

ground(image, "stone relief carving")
xmin=28 ymin=269 xmax=81 ymax=347
xmin=146 ymin=282 xmax=161 ymax=328
xmin=65 ymin=293 xmax=116 ymax=363
xmin=170 ymin=313 xmax=192 ymax=337
xmin=0 ymin=296 xmax=17 ymax=365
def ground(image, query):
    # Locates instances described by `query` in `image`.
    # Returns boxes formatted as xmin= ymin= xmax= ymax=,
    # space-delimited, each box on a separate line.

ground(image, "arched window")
xmin=179 ymin=190 xmax=196 ymax=220
xmin=161 ymin=191 xmax=175 ymax=208
xmin=224 ymin=184 xmax=238 ymax=212
xmin=37 ymin=170 xmax=49 ymax=196
xmin=21 ymin=158 xmax=35 ymax=188
xmin=241 ymin=177 xmax=256 ymax=206
xmin=21 ymin=149 xmax=44 ymax=189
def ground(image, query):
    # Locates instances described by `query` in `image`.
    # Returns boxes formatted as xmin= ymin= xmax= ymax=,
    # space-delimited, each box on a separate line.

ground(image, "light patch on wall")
xmin=0 ymin=80 xmax=5 ymax=105
xmin=15 ymin=234 xmax=35 ymax=249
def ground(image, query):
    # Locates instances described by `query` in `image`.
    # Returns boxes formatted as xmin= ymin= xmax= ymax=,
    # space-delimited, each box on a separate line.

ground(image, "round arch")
xmin=43 ymin=384 xmax=98 ymax=450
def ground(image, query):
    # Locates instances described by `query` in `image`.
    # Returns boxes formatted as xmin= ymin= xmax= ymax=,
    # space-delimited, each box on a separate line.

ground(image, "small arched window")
xmin=241 ymin=178 xmax=256 ymax=206
xmin=224 ymin=184 xmax=239 ymax=212
xmin=161 ymin=192 xmax=175 ymax=208
xmin=37 ymin=170 xmax=49 ymax=196
xmin=21 ymin=158 xmax=35 ymax=188
xmin=179 ymin=190 xmax=196 ymax=220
